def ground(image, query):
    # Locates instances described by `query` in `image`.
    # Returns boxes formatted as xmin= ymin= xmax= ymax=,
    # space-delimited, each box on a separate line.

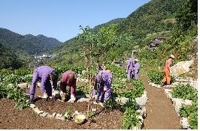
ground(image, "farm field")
xmin=1 ymin=73 xmax=193 ymax=129
xmin=0 ymin=98 xmax=123 ymax=129
xmin=0 ymin=0 xmax=198 ymax=129
xmin=0 ymin=66 xmax=144 ymax=129
xmin=0 ymin=60 xmax=198 ymax=129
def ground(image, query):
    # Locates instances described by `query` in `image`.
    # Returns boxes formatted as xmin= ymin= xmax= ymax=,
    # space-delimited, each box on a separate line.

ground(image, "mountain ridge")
xmin=0 ymin=27 xmax=63 ymax=55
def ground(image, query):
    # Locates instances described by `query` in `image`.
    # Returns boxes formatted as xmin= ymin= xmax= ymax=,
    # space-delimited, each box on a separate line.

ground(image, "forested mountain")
xmin=48 ymin=0 xmax=197 ymax=67
xmin=52 ymin=18 xmax=125 ymax=50
xmin=117 ymin=0 xmax=183 ymax=39
xmin=0 ymin=28 xmax=63 ymax=69
xmin=0 ymin=43 xmax=23 ymax=69
xmin=92 ymin=18 xmax=125 ymax=33
xmin=0 ymin=28 xmax=63 ymax=55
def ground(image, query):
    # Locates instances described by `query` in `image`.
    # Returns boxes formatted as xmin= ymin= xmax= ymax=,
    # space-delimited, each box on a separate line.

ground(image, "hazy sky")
xmin=0 ymin=0 xmax=150 ymax=42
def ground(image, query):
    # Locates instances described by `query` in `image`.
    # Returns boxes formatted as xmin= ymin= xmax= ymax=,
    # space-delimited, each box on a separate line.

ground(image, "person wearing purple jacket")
xmin=126 ymin=56 xmax=134 ymax=80
xmin=92 ymin=66 xmax=103 ymax=97
xmin=29 ymin=65 xmax=58 ymax=103
xmin=133 ymin=59 xmax=140 ymax=79
xmin=93 ymin=67 xmax=112 ymax=106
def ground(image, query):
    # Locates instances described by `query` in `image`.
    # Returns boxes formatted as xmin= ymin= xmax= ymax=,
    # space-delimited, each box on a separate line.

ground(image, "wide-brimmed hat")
xmin=134 ymin=59 xmax=139 ymax=61
xmin=170 ymin=54 xmax=175 ymax=59
xmin=107 ymin=69 xmax=111 ymax=73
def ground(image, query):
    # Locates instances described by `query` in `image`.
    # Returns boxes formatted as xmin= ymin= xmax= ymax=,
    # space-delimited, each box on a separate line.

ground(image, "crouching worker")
xmin=93 ymin=67 xmax=113 ymax=106
xmin=60 ymin=70 xmax=77 ymax=103
xmin=29 ymin=65 xmax=58 ymax=103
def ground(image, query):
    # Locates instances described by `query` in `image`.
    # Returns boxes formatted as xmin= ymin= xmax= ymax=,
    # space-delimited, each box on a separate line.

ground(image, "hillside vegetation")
xmin=117 ymin=0 xmax=183 ymax=39
xmin=47 ymin=0 xmax=197 ymax=71
xmin=0 ymin=0 xmax=198 ymax=129
xmin=0 ymin=43 xmax=23 ymax=69
xmin=0 ymin=28 xmax=63 ymax=55
xmin=0 ymin=28 xmax=63 ymax=69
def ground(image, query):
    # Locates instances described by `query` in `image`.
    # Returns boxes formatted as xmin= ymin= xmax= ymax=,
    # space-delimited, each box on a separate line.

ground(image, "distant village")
xmin=34 ymin=54 xmax=55 ymax=59
xmin=28 ymin=54 xmax=56 ymax=68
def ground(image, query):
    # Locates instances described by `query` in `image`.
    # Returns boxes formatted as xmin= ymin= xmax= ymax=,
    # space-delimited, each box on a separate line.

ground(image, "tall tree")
xmin=176 ymin=0 xmax=197 ymax=31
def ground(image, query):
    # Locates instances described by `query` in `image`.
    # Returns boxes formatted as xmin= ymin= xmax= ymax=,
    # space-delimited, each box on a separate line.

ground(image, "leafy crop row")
xmin=172 ymin=84 xmax=198 ymax=129
xmin=147 ymin=70 xmax=164 ymax=84
xmin=147 ymin=70 xmax=175 ymax=84
xmin=172 ymin=84 xmax=197 ymax=102
xmin=0 ymin=83 xmax=29 ymax=110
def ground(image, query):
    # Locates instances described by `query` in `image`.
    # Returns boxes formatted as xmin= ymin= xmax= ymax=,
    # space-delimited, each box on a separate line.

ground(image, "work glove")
xmin=98 ymin=102 xmax=104 ymax=107
xmin=91 ymin=94 xmax=98 ymax=101
xmin=42 ymin=92 xmax=48 ymax=99
xmin=103 ymin=87 xmax=107 ymax=92
xmin=52 ymin=89 xmax=59 ymax=96
xmin=36 ymin=82 xmax=41 ymax=88
xmin=61 ymin=92 xmax=67 ymax=102
xmin=68 ymin=94 xmax=76 ymax=103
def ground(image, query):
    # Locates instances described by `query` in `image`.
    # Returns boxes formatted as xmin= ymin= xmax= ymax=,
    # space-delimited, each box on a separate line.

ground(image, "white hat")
xmin=134 ymin=59 xmax=139 ymax=61
xmin=170 ymin=54 xmax=175 ymax=58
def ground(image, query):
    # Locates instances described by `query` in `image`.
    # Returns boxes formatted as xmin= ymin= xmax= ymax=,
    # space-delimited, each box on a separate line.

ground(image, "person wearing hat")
xmin=161 ymin=54 xmax=175 ymax=86
xmin=60 ymin=70 xmax=77 ymax=103
xmin=133 ymin=59 xmax=140 ymax=79
xmin=29 ymin=65 xmax=58 ymax=103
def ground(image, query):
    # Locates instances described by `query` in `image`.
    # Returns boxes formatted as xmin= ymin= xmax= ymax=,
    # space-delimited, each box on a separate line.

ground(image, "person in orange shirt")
xmin=161 ymin=54 xmax=175 ymax=86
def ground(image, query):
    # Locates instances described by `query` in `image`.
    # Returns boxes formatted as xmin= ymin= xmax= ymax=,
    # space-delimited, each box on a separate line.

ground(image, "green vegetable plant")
xmin=147 ymin=70 xmax=164 ymax=84
xmin=104 ymin=95 xmax=119 ymax=110
xmin=172 ymin=84 xmax=198 ymax=129
xmin=64 ymin=106 xmax=73 ymax=120
xmin=121 ymin=101 xmax=139 ymax=129
xmin=172 ymin=84 xmax=197 ymax=102
xmin=0 ymin=82 xmax=29 ymax=110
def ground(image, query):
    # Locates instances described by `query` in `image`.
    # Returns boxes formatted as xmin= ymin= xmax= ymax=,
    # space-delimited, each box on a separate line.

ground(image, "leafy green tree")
xmin=0 ymin=44 xmax=23 ymax=69
xmin=176 ymin=0 xmax=197 ymax=31
xmin=78 ymin=25 xmax=134 ymax=64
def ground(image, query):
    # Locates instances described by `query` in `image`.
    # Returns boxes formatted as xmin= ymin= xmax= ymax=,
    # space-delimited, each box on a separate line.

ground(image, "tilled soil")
xmin=140 ymin=75 xmax=181 ymax=129
xmin=1 ymin=85 xmax=123 ymax=129
xmin=34 ymin=98 xmax=103 ymax=115
xmin=0 ymin=98 xmax=123 ymax=129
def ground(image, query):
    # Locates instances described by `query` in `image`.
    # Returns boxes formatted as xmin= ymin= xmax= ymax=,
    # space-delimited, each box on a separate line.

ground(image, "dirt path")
xmin=140 ymin=75 xmax=181 ymax=129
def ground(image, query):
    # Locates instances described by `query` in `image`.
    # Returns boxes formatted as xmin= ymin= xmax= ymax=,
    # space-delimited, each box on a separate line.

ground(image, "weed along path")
xmin=140 ymin=75 xmax=181 ymax=129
